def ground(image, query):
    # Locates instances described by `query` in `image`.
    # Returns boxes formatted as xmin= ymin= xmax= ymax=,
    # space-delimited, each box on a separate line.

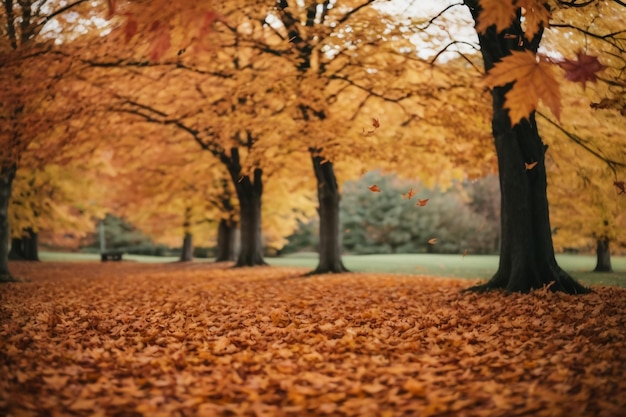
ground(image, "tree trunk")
xmin=215 ymin=218 xmax=237 ymax=262
xmin=179 ymin=232 xmax=193 ymax=262
xmin=9 ymin=229 xmax=39 ymax=261
xmin=0 ymin=165 xmax=17 ymax=282
xmin=464 ymin=1 xmax=588 ymax=294
xmin=593 ymin=238 xmax=612 ymax=273
xmin=308 ymin=154 xmax=348 ymax=274
xmin=8 ymin=237 xmax=24 ymax=260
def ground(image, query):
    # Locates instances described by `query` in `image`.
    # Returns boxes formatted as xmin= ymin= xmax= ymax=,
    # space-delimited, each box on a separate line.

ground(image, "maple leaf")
xmin=557 ymin=52 xmax=606 ymax=86
xmin=416 ymin=198 xmax=429 ymax=206
xmin=484 ymin=50 xmax=561 ymax=124
xmin=476 ymin=0 xmax=516 ymax=34
xmin=517 ymin=0 xmax=550 ymax=40
xmin=525 ymin=161 xmax=538 ymax=170
xmin=402 ymin=187 xmax=415 ymax=200
xmin=615 ymin=181 xmax=625 ymax=195
xmin=369 ymin=185 xmax=381 ymax=192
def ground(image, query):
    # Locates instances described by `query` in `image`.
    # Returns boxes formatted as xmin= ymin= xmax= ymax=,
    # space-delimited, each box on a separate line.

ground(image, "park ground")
xmin=1 ymin=259 xmax=625 ymax=416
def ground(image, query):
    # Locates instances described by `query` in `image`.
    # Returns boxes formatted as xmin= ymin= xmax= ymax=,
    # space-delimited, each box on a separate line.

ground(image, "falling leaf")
xmin=402 ymin=188 xmax=415 ymax=200
xmin=462 ymin=249 xmax=468 ymax=258
xmin=369 ymin=185 xmax=381 ymax=192
xmin=428 ymin=238 xmax=437 ymax=245
xmin=484 ymin=50 xmax=561 ymax=124
xmin=525 ymin=161 xmax=538 ymax=170
xmin=364 ymin=118 xmax=380 ymax=135
xmin=475 ymin=0 xmax=516 ymax=34
xmin=416 ymin=198 xmax=429 ymax=207
xmin=557 ymin=52 xmax=606 ymax=86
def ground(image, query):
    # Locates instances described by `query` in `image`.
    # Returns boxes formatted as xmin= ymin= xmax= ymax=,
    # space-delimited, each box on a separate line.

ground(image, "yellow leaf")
xmin=484 ymin=50 xmax=561 ymax=124
xmin=476 ymin=0 xmax=516 ymax=34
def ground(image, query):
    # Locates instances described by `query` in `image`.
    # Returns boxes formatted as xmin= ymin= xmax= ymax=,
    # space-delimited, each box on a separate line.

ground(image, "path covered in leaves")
xmin=1 ymin=262 xmax=625 ymax=416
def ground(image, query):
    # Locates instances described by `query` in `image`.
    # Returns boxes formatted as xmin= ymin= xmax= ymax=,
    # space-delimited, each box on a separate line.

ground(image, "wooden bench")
xmin=101 ymin=251 xmax=124 ymax=262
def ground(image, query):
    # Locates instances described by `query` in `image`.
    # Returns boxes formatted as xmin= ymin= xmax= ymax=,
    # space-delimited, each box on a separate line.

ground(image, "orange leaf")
xmin=484 ymin=50 xmax=561 ymax=124
xmin=427 ymin=238 xmax=437 ymax=245
xmin=525 ymin=161 xmax=538 ymax=170
xmin=518 ymin=0 xmax=551 ymax=40
xmin=402 ymin=187 xmax=415 ymax=200
xmin=369 ymin=185 xmax=381 ymax=192
xmin=476 ymin=0 xmax=516 ymax=34
xmin=416 ymin=198 xmax=429 ymax=206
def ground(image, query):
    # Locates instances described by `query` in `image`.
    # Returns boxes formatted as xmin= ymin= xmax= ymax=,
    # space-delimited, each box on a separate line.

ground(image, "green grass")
xmin=270 ymin=252 xmax=626 ymax=288
xmin=37 ymin=251 xmax=626 ymax=288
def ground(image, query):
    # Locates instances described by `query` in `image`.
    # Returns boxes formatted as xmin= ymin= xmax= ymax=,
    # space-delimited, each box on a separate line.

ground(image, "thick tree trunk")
xmin=308 ymin=154 xmax=348 ymax=274
xmin=593 ymin=238 xmax=612 ymax=272
xmin=0 ymin=165 xmax=17 ymax=282
xmin=464 ymin=1 xmax=588 ymax=294
xmin=179 ymin=232 xmax=193 ymax=262
xmin=215 ymin=219 xmax=237 ymax=262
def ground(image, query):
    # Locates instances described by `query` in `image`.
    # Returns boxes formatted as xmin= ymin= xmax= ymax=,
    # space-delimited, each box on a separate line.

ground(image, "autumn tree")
xmin=458 ymin=0 xmax=626 ymax=292
xmin=0 ymin=0 xmax=112 ymax=280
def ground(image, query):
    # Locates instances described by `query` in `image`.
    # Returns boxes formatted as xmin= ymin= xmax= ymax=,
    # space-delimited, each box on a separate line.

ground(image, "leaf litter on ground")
xmin=1 ymin=261 xmax=625 ymax=416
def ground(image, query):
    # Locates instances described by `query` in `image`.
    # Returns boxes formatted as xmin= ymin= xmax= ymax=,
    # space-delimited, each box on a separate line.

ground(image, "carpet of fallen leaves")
xmin=1 ymin=262 xmax=625 ymax=417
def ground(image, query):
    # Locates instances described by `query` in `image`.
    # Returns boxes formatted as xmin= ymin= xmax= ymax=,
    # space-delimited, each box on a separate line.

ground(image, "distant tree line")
xmin=283 ymin=172 xmax=501 ymax=256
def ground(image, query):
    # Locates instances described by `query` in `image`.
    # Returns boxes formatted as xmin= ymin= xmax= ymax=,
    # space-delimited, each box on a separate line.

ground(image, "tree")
xmin=0 ymin=0 xmax=110 ymax=280
xmin=460 ymin=0 xmax=625 ymax=293
xmin=9 ymin=162 xmax=107 ymax=259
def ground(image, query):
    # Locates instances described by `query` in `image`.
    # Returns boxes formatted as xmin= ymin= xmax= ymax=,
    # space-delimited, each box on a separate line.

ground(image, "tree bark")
xmin=0 ymin=165 xmax=17 ymax=282
xmin=179 ymin=232 xmax=193 ymax=262
xmin=215 ymin=218 xmax=237 ymax=262
xmin=593 ymin=238 xmax=612 ymax=273
xmin=464 ymin=1 xmax=588 ymax=294
xmin=308 ymin=154 xmax=348 ymax=274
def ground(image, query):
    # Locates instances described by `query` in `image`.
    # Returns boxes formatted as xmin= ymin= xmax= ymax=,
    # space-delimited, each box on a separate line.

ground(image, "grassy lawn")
xmin=38 ymin=251 xmax=626 ymax=288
